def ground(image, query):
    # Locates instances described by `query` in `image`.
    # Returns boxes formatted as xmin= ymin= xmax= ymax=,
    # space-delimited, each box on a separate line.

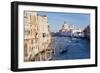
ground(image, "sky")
xmin=38 ymin=11 xmax=90 ymax=32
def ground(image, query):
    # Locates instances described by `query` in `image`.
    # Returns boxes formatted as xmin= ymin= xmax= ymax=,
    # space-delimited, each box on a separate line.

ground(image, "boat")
xmin=59 ymin=48 xmax=68 ymax=54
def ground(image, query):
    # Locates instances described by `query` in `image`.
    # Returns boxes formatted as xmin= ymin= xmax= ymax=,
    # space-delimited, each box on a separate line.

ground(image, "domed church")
xmin=59 ymin=21 xmax=71 ymax=32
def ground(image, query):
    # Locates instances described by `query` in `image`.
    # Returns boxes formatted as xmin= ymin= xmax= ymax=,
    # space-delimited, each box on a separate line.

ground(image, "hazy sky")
xmin=38 ymin=11 xmax=90 ymax=32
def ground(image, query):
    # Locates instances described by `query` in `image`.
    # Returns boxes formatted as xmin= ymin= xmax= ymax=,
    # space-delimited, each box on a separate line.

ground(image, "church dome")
xmin=62 ymin=21 xmax=70 ymax=30
xmin=59 ymin=21 xmax=71 ymax=32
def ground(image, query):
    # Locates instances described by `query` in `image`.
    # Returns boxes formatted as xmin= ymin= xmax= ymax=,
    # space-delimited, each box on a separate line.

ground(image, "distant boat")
xmin=60 ymin=48 xmax=68 ymax=54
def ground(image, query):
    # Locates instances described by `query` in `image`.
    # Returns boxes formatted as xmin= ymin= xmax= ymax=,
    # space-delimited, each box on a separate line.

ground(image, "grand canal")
xmin=52 ymin=37 xmax=90 ymax=60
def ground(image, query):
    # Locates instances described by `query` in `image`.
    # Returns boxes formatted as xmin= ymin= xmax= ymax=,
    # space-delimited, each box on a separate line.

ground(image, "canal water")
xmin=52 ymin=37 xmax=90 ymax=60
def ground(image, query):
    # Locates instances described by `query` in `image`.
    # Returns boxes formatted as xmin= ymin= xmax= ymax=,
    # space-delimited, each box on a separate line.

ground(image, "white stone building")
xmin=59 ymin=22 xmax=71 ymax=32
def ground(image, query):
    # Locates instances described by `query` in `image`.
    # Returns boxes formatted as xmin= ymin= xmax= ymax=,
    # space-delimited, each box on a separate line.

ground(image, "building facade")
xmin=24 ymin=11 xmax=53 ymax=62
xmin=83 ymin=25 xmax=90 ymax=39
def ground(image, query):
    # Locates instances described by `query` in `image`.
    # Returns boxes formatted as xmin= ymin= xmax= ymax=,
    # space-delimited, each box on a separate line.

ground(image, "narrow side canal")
xmin=52 ymin=37 xmax=90 ymax=60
